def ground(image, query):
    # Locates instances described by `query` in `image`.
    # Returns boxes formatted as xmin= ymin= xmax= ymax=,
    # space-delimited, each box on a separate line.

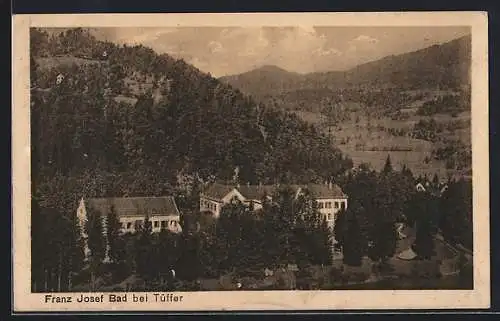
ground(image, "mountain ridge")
xmin=219 ymin=34 xmax=471 ymax=99
xmin=30 ymin=27 xmax=353 ymax=196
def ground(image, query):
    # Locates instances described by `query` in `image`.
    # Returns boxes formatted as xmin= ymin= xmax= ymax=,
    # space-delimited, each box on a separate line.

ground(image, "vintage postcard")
xmin=12 ymin=12 xmax=489 ymax=313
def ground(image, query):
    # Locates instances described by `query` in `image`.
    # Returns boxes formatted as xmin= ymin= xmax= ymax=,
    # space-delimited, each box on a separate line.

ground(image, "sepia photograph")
xmin=12 ymin=12 xmax=489 ymax=312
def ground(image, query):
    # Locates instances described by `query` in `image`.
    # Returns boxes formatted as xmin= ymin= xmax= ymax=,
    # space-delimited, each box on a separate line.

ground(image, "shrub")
xmin=411 ymin=260 xmax=441 ymax=280
xmin=347 ymin=272 xmax=369 ymax=283
xmin=329 ymin=266 xmax=343 ymax=283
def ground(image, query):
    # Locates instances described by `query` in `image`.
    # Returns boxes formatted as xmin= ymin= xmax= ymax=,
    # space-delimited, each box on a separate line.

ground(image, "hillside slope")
xmin=220 ymin=33 xmax=471 ymax=179
xmin=342 ymin=35 xmax=471 ymax=89
xmin=30 ymin=27 xmax=353 ymax=206
xmin=220 ymin=65 xmax=304 ymax=99
xmin=220 ymin=35 xmax=471 ymax=100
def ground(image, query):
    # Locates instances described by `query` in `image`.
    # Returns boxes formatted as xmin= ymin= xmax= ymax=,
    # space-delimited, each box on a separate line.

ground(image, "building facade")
xmin=303 ymin=183 xmax=348 ymax=228
xmin=76 ymin=196 xmax=182 ymax=261
xmin=199 ymin=182 xmax=348 ymax=229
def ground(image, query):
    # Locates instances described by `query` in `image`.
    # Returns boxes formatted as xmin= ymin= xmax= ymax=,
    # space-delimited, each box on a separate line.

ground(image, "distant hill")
xmin=220 ymin=65 xmax=304 ymax=99
xmin=220 ymin=35 xmax=471 ymax=101
xmin=341 ymin=35 xmax=471 ymax=89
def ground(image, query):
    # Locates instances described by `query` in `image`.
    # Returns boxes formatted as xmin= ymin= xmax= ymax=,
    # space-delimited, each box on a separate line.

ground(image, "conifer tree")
xmin=67 ymin=213 xmax=85 ymax=290
xmin=85 ymin=206 xmax=105 ymax=290
xmin=86 ymin=207 xmax=106 ymax=261
xmin=382 ymin=154 xmax=393 ymax=175
xmin=410 ymin=192 xmax=438 ymax=259
xmin=432 ymin=173 xmax=440 ymax=187
xmin=439 ymin=178 xmax=472 ymax=249
xmin=135 ymin=213 xmax=154 ymax=282
xmin=295 ymin=190 xmax=332 ymax=266
xmin=315 ymin=218 xmax=333 ymax=265
xmin=335 ymin=201 xmax=366 ymax=266
xmin=106 ymin=205 xmax=123 ymax=263
xmin=368 ymin=220 xmax=397 ymax=265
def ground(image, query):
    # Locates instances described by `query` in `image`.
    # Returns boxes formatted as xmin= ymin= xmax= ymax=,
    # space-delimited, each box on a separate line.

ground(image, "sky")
xmin=88 ymin=26 xmax=470 ymax=77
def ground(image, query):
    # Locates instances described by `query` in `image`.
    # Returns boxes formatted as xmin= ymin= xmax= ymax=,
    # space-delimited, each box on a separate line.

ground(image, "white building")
xmin=303 ymin=183 xmax=348 ymax=228
xmin=76 ymin=196 xmax=182 ymax=261
xmin=199 ymin=182 xmax=348 ymax=229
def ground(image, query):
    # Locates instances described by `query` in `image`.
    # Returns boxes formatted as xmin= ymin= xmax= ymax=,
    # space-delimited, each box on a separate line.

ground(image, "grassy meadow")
xmin=293 ymin=95 xmax=471 ymax=179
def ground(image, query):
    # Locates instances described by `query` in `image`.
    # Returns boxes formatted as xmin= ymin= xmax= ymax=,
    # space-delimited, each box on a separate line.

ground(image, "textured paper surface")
xmin=12 ymin=12 xmax=489 ymax=312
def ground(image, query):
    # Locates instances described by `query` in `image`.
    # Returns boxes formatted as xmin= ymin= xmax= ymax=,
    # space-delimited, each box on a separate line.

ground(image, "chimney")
xmin=328 ymin=181 xmax=333 ymax=190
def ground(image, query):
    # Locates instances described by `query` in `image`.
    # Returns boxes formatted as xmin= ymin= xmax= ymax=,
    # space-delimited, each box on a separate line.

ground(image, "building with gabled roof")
xmin=199 ymin=182 xmax=348 ymax=229
xmin=303 ymin=183 xmax=347 ymax=200
xmin=78 ymin=196 xmax=182 ymax=234
xmin=414 ymin=178 xmax=449 ymax=197
xmin=76 ymin=195 xmax=182 ymax=262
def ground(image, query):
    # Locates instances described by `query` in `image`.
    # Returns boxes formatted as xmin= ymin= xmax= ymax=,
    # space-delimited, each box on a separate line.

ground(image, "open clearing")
xmin=293 ymin=108 xmax=471 ymax=179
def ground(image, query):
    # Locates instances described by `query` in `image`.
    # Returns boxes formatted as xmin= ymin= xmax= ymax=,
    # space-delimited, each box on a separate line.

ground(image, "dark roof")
xmin=238 ymin=185 xmax=275 ymax=200
xmin=201 ymin=183 xmax=236 ymax=200
xmin=201 ymin=183 xmax=347 ymax=201
xmin=302 ymin=184 xmax=347 ymax=199
xmin=85 ymin=196 xmax=180 ymax=218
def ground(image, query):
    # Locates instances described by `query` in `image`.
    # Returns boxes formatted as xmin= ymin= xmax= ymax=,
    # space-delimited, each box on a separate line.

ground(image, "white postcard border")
xmin=12 ymin=12 xmax=490 ymax=312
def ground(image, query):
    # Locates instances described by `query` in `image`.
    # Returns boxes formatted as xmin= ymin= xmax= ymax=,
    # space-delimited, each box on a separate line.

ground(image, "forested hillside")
xmin=30 ymin=27 xmax=352 ymax=212
xmin=220 ymin=35 xmax=471 ymax=100
xmin=28 ymin=28 xmax=473 ymax=292
xmin=220 ymin=34 xmax=472 ymax=178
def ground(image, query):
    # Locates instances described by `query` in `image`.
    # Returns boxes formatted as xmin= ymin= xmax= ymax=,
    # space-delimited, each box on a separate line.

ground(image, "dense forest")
xmin=221 ymin=34 xmax=472 ymax=177
xmin=29 ymin=28 xmax=473 ymax=292
xmin=30 ymin=28 xmax=352 ymax=208
xmin=29 ymin=28 xmax=352 ymax=290
xmin=334 ymin=159 xmax=472 ymax=268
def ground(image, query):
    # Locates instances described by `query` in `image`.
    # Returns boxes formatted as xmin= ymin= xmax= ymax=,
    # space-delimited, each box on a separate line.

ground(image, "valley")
xmin=293 ymin=106 xmax=471 ymax=178
xmin=220 ymin=35 xmax=472 ymax=179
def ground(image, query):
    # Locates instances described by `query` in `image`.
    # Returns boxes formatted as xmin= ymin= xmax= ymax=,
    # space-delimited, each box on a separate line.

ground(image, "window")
xmin=318 ymin=201 xmax=324 ymax=209
xmin=154 ymin=221 xmax=159 ymax=228
xmin=126 ymin=222 xmax=132 ymax=229
xmin=327 ymin=213 xmax=333 ymax=220
xmin=161 ymin=221 xmax=166 ymax=228
xmin=152 ymin=209 xmax=158 ymax=215
xmin=341 ymin=201 xmax=346 ymax=210
xmin=325 ymin=202 xmax=332 ymax=209
xmin=334 ymin=201 xmax=339 ymax=209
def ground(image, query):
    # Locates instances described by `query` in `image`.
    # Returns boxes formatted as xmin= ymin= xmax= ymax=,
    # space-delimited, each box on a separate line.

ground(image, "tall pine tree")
xmin=335 ymin=201 xmax=366 ymax=266
xmin=85 ymin=206 xmax=105 ymax=290
xmin=382 ymin=154 xmax=393 ymax=175
xmin=134 ymin=213 xmax=155 ymax=282
xmin=106 ymin=205 xmax=123 ymax=263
